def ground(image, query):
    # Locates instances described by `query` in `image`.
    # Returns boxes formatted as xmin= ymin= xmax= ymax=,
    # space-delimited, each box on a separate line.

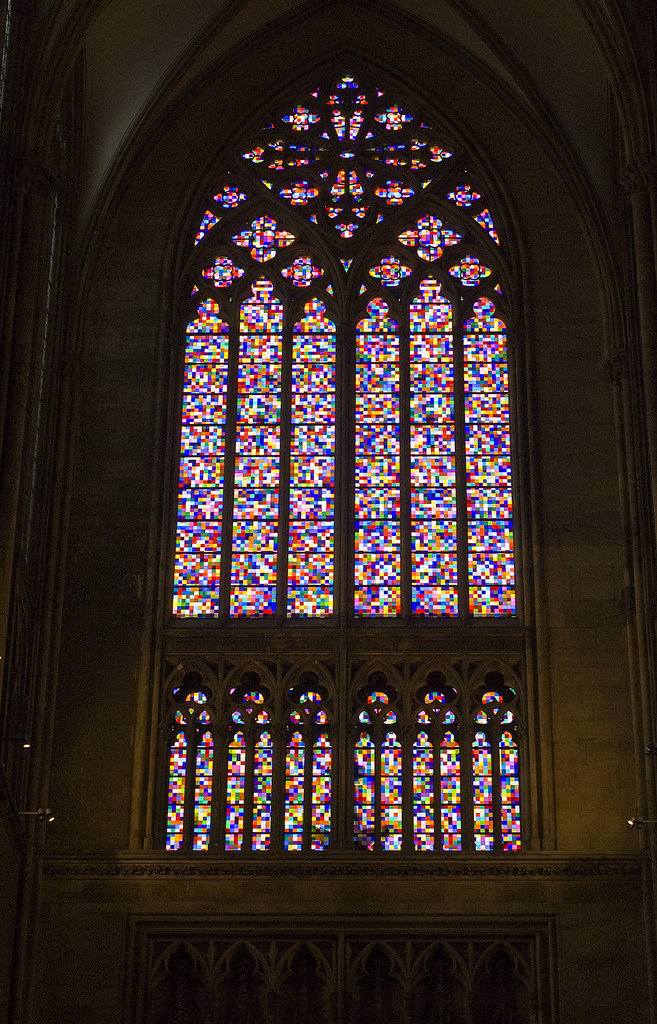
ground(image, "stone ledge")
xmin=41 ymin=853 xmax=644 ymax=879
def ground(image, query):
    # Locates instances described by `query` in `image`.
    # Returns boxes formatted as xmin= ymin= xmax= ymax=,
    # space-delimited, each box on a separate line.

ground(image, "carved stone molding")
xmin=619 ymin=154 xmax=657 ymax=195
xmin=18 ymin=158 xmax=56 ymax=199
xmin=41 ymin=854 xmax=643 ymax=879
xmin=601 ymin=349 xmax=631 ymax=385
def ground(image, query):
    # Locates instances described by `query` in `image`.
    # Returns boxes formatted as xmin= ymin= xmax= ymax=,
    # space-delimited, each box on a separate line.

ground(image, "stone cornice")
xmin=41 ymin=853 xmax=644 ymax=879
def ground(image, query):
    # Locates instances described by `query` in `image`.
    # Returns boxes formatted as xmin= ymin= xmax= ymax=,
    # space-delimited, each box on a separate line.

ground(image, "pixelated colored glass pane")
xmin=354 ymin=732 xmax=375 ymax=849
xmin=472 ymin=731 xmax=494 ymax=851
xmin=300 ymin=691 xmax=323 ymax=704
xmin=473 ymin=208 xmax=500 ymax=244
xmin=367 ymin=690 xmax=390 ymax=705
xmin=214 ymin=185 xmax=247 ymax=207
xmin=201 ymin=257 xmax=245 ymax=288
xmin=287 ymin=299 xmax=336 ymax=616
xmin=230 ymin=281 xmax=283 ymax=617
xmin=282 ymin=107 xmax=321 ymax=130
xmin=409 ymin=280 xmax=458 ymax=615
xmin=447 ymin=185 xmax=481 ymax=207
xmin=429 ymin=146 xmax=452 ymax=162
xmin=232 ymin=216 xmax=295 ymax=262
xmin=243 ymin=146 xmax=266 ymax=162
xmin=500 ymin=730 xmax=521 ymax=850
xmin=252 ymin=731 xmax=273 ymax=850
xmin=381 ymin=732 xmax=402 ymax=850
xmin=312 ymin=733 xmax=332 ymax=849
xmin=355 ymin=300 xmax=401 ymax=616
xmin=284 ymin=731 xmax=305 ymax=850
xmin=369 ymin=256 xmax=413 ymax=287
xmin=413 ymin=731 xmax=434 ymax=851
xmin=375 ymin=105 xmax=412 ymax=129
xmin=440 ymin=730 xmax=461 ymax=850
xmin=166 ymin=731 xmax=187 ymax=850
xmin=225 ymin=731 xmax=246 ymax=850
xmin=192 ymin=731 xmax=214 ymax=850
xmin=173 ymin=303 xmax=229 ymax=618
xmin=281 ymin=256 xmax=324 ymax=287
xmin=448 ymin=257 xmax=492 ymax=287
xmin=374 ymin=182 xmax=415 ymax=204
xmin=464 ymin=299 xmax=515 ymax=615
xmin=195 ymin=210 xmax=220 ymax=244
xmin=398 ymin=216 xmax=461 ymax=261
xmin=280 ymin=182 xmax=320 ymax=205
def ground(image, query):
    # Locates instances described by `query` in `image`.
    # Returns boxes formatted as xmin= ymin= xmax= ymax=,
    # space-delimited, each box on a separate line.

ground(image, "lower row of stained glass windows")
xmin=164 ymin=668 xmax=521 ymax=853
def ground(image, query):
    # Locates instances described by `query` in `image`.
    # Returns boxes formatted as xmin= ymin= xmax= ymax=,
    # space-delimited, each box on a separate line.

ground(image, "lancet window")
xmin=171 ymin=74 xmax=515 ymax=621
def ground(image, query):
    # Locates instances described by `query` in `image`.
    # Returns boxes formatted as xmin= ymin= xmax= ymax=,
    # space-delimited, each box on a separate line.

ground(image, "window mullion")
xmin=219 ymin=303 xmax=239 ymax=620
xmin=183 ymin=725 xmax=198 ymax=851
xmin=400 ymin=312 xmax=411 ymax=619
xmin=454 ymin=300 xmax=468 ymax=619
xmin=303 ymin=722 xmax=314 ymax=850
xmin=492 ymin=722 xmax=503 ymax=852
xmin=243 ymin=728 xmax=256 ymax=850
xmin=340 ymin=317 xmax=353 ymax=621
xmin=462 ymin=720 xmax=475 ymax=852
xmin=276 ymin=309 xmax=293 ymax=619
xmin=401 ymin=720 xmax=414 ymax=852
xmin=374 ymin=726 xmax=382 ymax=851
xmin=210 ymin=721 xmax=228 ymax=852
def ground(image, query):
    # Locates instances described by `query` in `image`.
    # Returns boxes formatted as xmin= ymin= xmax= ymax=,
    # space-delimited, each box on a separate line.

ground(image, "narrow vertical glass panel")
xmin=173 ymin=300 xmax=229 ymax=616
xmin=230 ymin=280 xmax=283 ymax=616
xmin=225 ymin=731 xmax=246 ymax=850
xmin=284 ymin=730 xmax=305 ymax=850
xmin=192 ymin=731 xmax=214 ymax=850
xmin=312 ymin=732 xmax=332 ymax=849
xmin=500 ymin=730 xmax=521 ymax=850
xmin=413 ymin=730 xmax=434 ymax=851
xmin=166 ymin=731 xmax=187 ymax=851
xmin=288 ymin=299 xmax=336 ymax=615
xmin=409 ymin=280 xmax=457 ymax=615
xmin=354 ymin=732 xmax=376 ymax=849
xmin=463 ymin=300 xmax=515 ymax=615
xmin=252 ymin=730 xmax=273 ymax=849
xmin=381 ymin=731 xmax=402 ymax=850
xmin=440 ymin=730 xmax=462 ymax=850
xmin=355 ymin=299 xmax=401 ymax=615
xmin=472 ymin=730 xmax=494 ymax=851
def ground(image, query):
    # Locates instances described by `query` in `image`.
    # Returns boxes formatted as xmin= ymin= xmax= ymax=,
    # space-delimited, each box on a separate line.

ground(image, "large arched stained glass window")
xmin=172 ymin=74 xmax=516 ymax=621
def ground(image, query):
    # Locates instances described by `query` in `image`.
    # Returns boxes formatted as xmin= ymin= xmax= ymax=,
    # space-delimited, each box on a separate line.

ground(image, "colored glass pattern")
xmin=375 ymin=105 xmax=413 ymax=129
xmin=173 ymin=300 xmax=229 ymax=616
xmin=381 ymin=731 xmax=402 ymax=849
xmin=464 ymin=299 xmax=515 ymax=615
xmin=472 ymin=731 xmax=494 ymax=851
xmin=447 ymin=185 xmax=481 ymax=207
xmin=230 ymin=280 xmax=283 ymax=616
xmin=369 ymin=256 xmax=413 ymax=287
xmin=474 ymin=208 xmax=500 ymax=244
xmin=202 ymin=256 xmax=245 ymax=288
xmin=354 ymin=732 xmax=376 ymax=849
xmin=252 ymin=731 xmax=273 ymax=849
xmin=225 ymin=731 xmax=246 ymax=850
xmin=413 ymin=731 xmax=434 ymax=850
xmin=280 ymin=182 xmax=319 ymax=205
xmin=374 ymin=181 xmax=414 ymax=204
xmin=232 ymin=216 xmax=294 ymax=261
xmin=448 ymin=256 xmax=491 ymax=287
xmin=500 ymin=729 xmax=521 ymax=850
xmin=312 ymin=733 xmax=332 ymax=849
xmin=440 ymin=730 xmax=461 ymax=850
xmin=214 ymin=185 xmax=247 ymax=207
xmin=282 ymin=107 xmax=320 ymax=130
xmin=166 ymin=731 xmax=187 ymax=850
xmin=195 ymin=210 xmax=220 ymax=244
xmin=287 ymin=299 xmax=336 ymax=615
xmin=284 ymin=730 xmax=305 ymax=850
xmin=354 ymin=299 xmax=401 ymax=615
xmin=281 ymin=256 xmax=324 ymax=287
xmin=192 ymin=731 xmax=214 ymax=850
xmin=399 ymin=215 xmax=461 ymax=261
xmin=410 ymin=280 xmax=457 ymax=615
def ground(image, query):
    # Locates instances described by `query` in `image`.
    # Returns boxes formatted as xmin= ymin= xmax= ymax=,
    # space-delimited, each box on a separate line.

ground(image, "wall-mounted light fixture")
xmin=627 ymin=817 xmax=657 ymax=829
xmin=19 ymin=808 xmax=54 ymax=823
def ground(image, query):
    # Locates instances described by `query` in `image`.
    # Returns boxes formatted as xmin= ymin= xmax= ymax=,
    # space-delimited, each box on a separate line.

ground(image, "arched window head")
xmin=172 ymin=74 xmax=516 ymax=622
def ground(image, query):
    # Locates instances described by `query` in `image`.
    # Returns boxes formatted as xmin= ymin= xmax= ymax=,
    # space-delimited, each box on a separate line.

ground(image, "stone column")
xmin=0 ymin=159 xmax=55 ymax=702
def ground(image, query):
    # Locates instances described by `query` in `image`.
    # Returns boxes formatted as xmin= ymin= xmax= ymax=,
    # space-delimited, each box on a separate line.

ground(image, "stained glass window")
xmin=166 ymin=75 xmax=524 ymax=854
